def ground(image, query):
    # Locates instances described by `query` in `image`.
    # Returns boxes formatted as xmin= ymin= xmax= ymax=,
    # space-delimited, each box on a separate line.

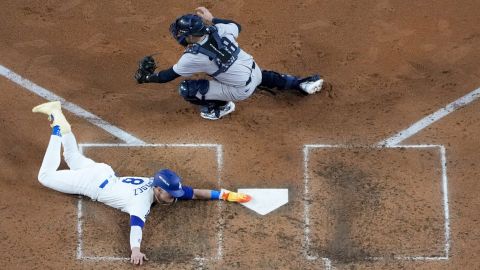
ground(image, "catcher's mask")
xmin=153 ymin=169 xmax=185 ymax=198
xmin=170 ymin=14 xmax=206 ymax=46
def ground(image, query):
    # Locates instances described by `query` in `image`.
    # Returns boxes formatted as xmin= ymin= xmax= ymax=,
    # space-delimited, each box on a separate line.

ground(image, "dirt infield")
xmin=1 ymin=1 xmax=480 ymax=269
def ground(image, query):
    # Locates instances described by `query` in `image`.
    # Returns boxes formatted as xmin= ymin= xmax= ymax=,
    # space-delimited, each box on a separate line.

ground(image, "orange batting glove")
xmin=220 ymin=189 xmax=252 ymax=203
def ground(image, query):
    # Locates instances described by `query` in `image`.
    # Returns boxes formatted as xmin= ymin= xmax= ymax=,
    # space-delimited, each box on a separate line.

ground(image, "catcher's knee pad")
xmin=178 ymin=80 xmax=210 ymax=104
xmin=260 ymin=70 xmax=299 ymax=90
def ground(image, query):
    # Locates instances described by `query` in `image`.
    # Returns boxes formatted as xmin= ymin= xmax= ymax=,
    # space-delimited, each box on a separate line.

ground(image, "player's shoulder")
xmin=213 ymin=24 xmax=228 ymax=35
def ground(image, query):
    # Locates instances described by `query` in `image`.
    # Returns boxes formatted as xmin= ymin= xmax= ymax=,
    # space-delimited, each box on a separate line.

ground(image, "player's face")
xmin=186 ymin=35 xmax=203 ymax=44
xmin=153 ymin=187 xmax=175 ymax=205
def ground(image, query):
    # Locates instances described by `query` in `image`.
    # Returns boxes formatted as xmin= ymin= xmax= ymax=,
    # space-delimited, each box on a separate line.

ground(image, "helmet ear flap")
xmin=170 ymin=21 xmax=188 ymax=47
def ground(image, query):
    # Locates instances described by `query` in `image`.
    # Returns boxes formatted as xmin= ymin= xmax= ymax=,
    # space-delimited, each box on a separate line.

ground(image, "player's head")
xmin=169 ymin=14 xmax=206 ymax=46
xmin=152 ymin=169 xmax=185 ymax=204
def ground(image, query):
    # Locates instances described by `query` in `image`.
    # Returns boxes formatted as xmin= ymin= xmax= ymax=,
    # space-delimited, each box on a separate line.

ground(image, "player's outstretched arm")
xmin=129 ymin=216 xmax=149 ymax=265
xmin=191 ymin=188 xmax=252 ymax=203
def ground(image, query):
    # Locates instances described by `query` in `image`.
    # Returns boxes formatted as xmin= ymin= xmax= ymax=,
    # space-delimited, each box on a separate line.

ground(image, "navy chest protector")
xmin=184 ymin=27 xmax=240 ymax=77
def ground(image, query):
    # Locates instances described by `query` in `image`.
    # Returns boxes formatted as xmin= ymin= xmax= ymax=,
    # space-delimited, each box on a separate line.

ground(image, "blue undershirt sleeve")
xmin=130 ymin=215 xmax=145 ymax=228
xmin=177 ymin=185 xmax=194 ymax=200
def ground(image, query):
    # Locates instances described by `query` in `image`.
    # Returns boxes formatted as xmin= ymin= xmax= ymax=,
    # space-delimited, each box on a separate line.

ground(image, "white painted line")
xmin=0 ymin=64 xmax=145 ymax=144
xmin=305 ymin=144 xmax=342 ymax=148
xmin=302 ymin=146 xmax=318 ymax=261
xmin=379 ymin=87 xmax=480 ymax=146
xmin=78 ymin=143 xmax=220 ymax=148
xmin=194 ymin=256 xmax=207 ymax=268
xmin=305 ymin=144 xmax=443 ymax=149
xmin=76 ymin=196 xmax=83 ymax=260
xmin=82 ymin=256 xmax=129 ymax=261
xmin=369 ymin=256 xmax=448 ymax=261
xmin=215 ymin=145 xmax=224 ymax=261
xmin=439 ymin=145 xmax=451 ymax=257
xmin=388 ymin=144 xmax=441 ymax=149
xmin=322 ymin=257 xmax=333 ymax=270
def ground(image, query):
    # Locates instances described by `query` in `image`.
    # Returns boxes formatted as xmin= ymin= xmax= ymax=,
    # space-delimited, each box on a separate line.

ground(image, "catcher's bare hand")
xmin=195 ymin=7 xmax=214 ymax=22
xmin=131 ymin=247 xmax=148 ymax=265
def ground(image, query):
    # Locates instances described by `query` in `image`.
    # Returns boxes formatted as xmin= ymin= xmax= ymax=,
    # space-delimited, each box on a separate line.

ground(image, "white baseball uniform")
xmin=38 ymin=132 xmax=154 ymax=249
xmin=173 ymin=23 xmax=262 ymax=101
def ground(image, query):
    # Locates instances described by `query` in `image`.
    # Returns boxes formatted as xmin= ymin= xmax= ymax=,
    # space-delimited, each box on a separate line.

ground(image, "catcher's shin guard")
xmin=259 ymin=70 xmax=300 ymax=90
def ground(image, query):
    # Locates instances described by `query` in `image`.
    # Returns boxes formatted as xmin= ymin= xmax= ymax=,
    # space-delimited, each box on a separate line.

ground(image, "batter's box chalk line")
xmin=302 ymin=144 xmax=450 ymax=270
xmin=76 ymin=143 xmax=224 ymax=266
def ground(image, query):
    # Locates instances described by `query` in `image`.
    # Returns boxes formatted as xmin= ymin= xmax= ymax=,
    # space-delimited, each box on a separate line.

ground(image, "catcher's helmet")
xmin=153 ymin=169 xmax=185 ymax=198
xmin=170 ymin=14 xmax=206 ymax=46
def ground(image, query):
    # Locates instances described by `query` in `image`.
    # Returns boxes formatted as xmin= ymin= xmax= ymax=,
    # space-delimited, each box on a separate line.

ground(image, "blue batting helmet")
xmin=169 ymin=14 xmax=206 ymax=46
xmin=153 ymin=169 xmax=185 ymax=198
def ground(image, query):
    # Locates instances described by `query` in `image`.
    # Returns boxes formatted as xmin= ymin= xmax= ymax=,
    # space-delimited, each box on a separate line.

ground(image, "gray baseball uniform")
xmin=173 ymin=23 xmax=262 ymax=101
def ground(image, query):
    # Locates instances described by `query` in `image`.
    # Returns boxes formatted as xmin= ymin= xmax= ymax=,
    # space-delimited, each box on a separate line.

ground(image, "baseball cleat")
xmin=220 ymin=189 xmax=252 ymax=203
xmin=299 ymin=78 xmax=324 ymax=95
xmin=200 ymin=101 xmax=235 ymax=120
xmin=32 ymin=101 xmax=71 ymax=134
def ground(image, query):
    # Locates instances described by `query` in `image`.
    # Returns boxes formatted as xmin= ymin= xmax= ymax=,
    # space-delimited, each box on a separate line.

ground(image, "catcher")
xmin=32 ymin=101 xmax=252 ymax=265
xmin=135 ymin=7 xmax=326 ymax=120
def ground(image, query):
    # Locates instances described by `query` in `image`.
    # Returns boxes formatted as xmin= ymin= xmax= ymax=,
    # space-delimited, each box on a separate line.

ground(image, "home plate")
xmin=237 ymin=188 xmax=289 ymax=215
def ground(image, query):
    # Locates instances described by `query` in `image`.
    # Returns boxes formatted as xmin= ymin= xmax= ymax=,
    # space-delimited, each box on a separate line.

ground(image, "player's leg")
xmin=259 ymin=69 xmax=324 ymax=95
xmin=62 ymin=132 xmax=96 ymax=170
xmin=37 ymin=128 xmax=63 ymax=184
xmin=178 ymin=79 xmax=235 ymax=120
xmin=35 ymin=123 xmax=86 ymax=194
xmin=32 ymin=101 xmax=96 ymax=169
xmin=39 ymin=134 xmax=114 ymax=197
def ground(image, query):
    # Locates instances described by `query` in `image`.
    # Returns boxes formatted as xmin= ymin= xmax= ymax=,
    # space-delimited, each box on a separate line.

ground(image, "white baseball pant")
xmin=38 ymin=132 xmax=115 ymax=200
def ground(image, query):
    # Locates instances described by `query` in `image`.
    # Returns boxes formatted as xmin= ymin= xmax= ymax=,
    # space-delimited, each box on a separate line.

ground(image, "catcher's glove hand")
xmin=135 ymin=56 xmax=157 ymax=84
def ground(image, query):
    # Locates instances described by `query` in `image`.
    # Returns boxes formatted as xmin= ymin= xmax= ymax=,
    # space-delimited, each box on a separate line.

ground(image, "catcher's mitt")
xmin=134 ymin=56 xmax=157 ymax=84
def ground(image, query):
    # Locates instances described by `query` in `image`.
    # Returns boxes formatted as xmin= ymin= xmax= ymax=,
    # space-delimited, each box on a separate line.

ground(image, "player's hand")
xmin=131 ymin=247 xmax=148 ymax=265
xmin=195 ymin=7 xmax=214 ymax=22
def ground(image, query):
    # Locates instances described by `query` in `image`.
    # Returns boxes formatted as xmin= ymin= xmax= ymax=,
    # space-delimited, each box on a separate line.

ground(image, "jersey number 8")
xmin=122 ymin=178 xmax=144 ymax=185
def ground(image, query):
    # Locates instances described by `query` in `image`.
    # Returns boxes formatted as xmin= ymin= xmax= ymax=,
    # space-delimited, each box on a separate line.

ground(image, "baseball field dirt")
xmin=1 ymin=1 xmax=480 ymax=269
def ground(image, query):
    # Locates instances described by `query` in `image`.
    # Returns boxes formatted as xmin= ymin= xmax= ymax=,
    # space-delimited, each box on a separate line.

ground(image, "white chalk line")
xmin=439 ymin=145 xmax=451 ymax=257
xmin=302 ymin=146 xmax=318 ymax=261
xmin=303 ymin=144 xmax=450 ymax=268
xmin=76 ymin=196 xmax=83 ymax=260
xmin=0 ymin=64 xmax=145 ymax=145
xmin=369 ymin=256 xmax=448 ymax=261
xmin=215 ymin=145 xmax=224 ymax=261
xmin=79 ymin=143 xmax=221 ymax=148
xmin=379 ymin=86 xmax=480 ymax=146
xmin=305 ymin=144 xmax=443 ymax=149
xmin=77 ymin=144 xmax=224 ymax=265
xmin=322 ymin=258 xmax=333 ymax=270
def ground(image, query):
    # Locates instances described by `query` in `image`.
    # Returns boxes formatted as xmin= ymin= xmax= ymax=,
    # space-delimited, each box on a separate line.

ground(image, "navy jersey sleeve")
xmin=147 ymin=66 xmax=180 ymax=83
xmin=212 ymin=18 xmax=242 ymax=33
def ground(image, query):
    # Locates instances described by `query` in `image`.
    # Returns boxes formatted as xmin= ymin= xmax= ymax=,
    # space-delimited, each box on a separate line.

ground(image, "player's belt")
xmin=245 ymin=61 xmax=256 ymax=86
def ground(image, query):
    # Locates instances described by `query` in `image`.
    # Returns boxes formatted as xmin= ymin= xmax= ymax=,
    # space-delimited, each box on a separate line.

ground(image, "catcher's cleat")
xmin=220 ymin=189 xmax=252 ymax=203
xmin=299 ymin=78 xmax=324 ymax=95
xmin=200 ymin=101 xmax=236 ymax=120
xmin=32 ymin=101 xmax=71 ymax=134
